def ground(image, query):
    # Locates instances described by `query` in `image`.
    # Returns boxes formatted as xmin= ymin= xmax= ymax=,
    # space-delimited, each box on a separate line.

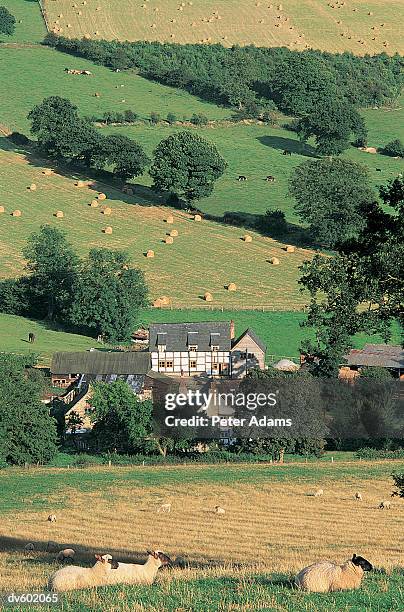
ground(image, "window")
xmin=188 ymin=345 xmax=198 ymax=351
xmin=211 ymin=345 xmax=219 ymax=352
xmin=212 ymin=362 xmax=219 ymax=371
xmin=157 ymin=344 xmax=166 ymax=352
xmin=158 ymin=360 xmax=165 ymax=369
xmin=190 ymin=360 xmax=197 ymax=368
xmin=165 ymin=360 xmax=173 ymax=368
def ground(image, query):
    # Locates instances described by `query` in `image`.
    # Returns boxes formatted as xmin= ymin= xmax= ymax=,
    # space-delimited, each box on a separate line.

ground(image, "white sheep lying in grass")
xmin=48 ymin=553 xmax=116 ymax=592
xmin=379 ymin=500 xmax=391 ymax=509
xmin=313 ymin=489 xmax=324 ymax=497
xmin=101 ymin=550 xmax=171 ymax=586
xmin=295 ymin=554 xmax=373 ymax=593
xmin=214 ymin=505 xmax=226 ymax=514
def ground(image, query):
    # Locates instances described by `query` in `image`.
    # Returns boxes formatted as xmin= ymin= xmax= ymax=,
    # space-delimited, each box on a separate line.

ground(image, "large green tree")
xmin=0 ymin=354 xmax=58 ymax=465
xmin=91 ymin=134 xmax=150 ymax=180
xmin=296 ymin=98 xmax=368 ymax=155
xmin=69 ymin=249 xmax=148 ymax=342
xmin=150 ymin=131 xmax=227 ymax=204
xmin=23 ymin=225 xmax=79 ymax=320
xmin=89 ymin=380 xmax=153 ymax=453
xmin=0 ymin=6 xmax=15 ymax=36
xmin=299 ymin=177 xmax=404 ymax=376
xmin=289 ymin=158 xmax=374 ymax=247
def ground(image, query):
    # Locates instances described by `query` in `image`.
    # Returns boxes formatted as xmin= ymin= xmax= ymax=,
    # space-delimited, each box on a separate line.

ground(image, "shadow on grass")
xmin=257 ymin=135 xmax=318 ymax=158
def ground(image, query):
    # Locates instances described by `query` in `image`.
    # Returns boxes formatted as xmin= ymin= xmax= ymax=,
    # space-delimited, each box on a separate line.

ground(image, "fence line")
xmin=37 ymin=1 xmax=51 ymax=33
xmin=154 ymin=304 xmax=307 ymax=313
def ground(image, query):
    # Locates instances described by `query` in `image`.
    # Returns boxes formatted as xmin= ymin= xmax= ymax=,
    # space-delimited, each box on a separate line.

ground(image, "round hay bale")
xmin=284 ymin=245 xmax=295 ymax=253
xmin=166 ymin=215 xmax=174 ymax=224
xmin=102 ymin=207 xmax=112 ymax=215
xmin=98 ymin=193 xmax=107 ymax=201
xmin=90 ymin=200 xmax=99 ymax=207
xmin=269 ymin=257 xmax=280 ymax=265
xmin=153 ymin=298 xmax=163 ymax=307
xmin=103 ymin=226 xmax=113 ymax=234
xmin=55 ymin=211 xmax=64 ymax=218
xmin=227 ymin=282 xmax=237 ymax=291
xmin=76 ymin=180 xmax=86 ymax=188
xmin=0 ymin=206 xmax=5 ymax=213
xmin=194 ymin=214 xmax=202 ymax=221
xmin=29 ymin=183 xmax=37 ymax=191
xmin=12 ymin=210 xmax=22 ymax=217
xmin=165 ymin=236 xmax=174 ymax=244
xmin=170 ymin=229 xmax=178 ymax=237
xmin=160 ymin=295 xmax=170 ymax=305
xmin=146 ymin=250 xmax=155 ymax=258
xmin=204 ymin=292 xmax=213 ymax=302
xmin=243 ymin=234 xmax=253 ymax=242
xmin=42 ymin=169 xmax=53 ymax=176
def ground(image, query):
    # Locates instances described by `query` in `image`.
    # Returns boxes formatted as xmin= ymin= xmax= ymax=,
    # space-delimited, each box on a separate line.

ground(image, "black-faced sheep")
xmin=48 ymin=553 xmax=117 ymax=592
xmin=295 ymin=554 xmax=373 ymax=592
xmin=355 ymin=492 xmax=363 ymax=501
xmin=101 ymin=550 xmax=171 ymax=586
xmin=379 ymin=500 xmax=391 ymax=509
xmin=214 ymin=505 xmax=225 ymax=514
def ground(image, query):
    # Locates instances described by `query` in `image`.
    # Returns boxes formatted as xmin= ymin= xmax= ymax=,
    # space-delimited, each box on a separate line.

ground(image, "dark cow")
xmin=28 ymin=332 xmax=36 ymax=343
xmin=266 ymin=175 xmax=276 ymax=182
xmin=283 ymin=149 xmax=292 ymax=156
xmin=238 ymin=175 xmax=247 ymax=181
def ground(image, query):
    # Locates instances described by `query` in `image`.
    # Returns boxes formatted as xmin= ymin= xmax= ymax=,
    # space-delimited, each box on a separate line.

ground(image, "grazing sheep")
xmin=48 ymin=514 xmax=57 ymax=522
xmin=46 ymin=540 xmax=59 ymax=553
xmin=57 ymin=548 xmax=76 ymax=563
xmin=157 ymin=502 xmax=171 ymax=513
xmin=49 ymin=554 xmax=116 ymax=592
xmin=314 ymin=488 xmax=324 ymax=497
xmin=24 ymin=543 xmax=35 ymax=552
xmin=355 ymin=492 xmax=363 ymax=501
xmin=379 ymin=500 xmax=391 ymax=509
xmin=214 ymin=505 xmax=225 ymax=514
xmin=102 ymin=550 xmax=171 ymax=586
xmin=295 ymin=554 xmax=373 ymax=592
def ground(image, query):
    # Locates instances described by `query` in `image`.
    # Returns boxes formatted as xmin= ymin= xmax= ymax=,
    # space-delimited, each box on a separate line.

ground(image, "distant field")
xmin=0 ymin=0 xmax=46 ymax=43
xmin=1 ymin=461 xmax=403 ymax=610
xmin=43 ymin=0 xmax=404 ymax=54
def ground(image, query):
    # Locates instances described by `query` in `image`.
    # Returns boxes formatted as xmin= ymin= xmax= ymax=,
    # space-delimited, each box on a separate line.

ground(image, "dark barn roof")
xmin=232 ymin=328 xmax=267 ymax=353
xmin=345 ymin=345 xmax=404 ymax=369
xmin=149 ymin=322 xmax=232 ymax=351
xmin=51 ymin=351 xmax=150 ymax=375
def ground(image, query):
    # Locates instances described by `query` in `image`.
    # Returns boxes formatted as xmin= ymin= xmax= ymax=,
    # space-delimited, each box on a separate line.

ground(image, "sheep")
xmin=157 ymin=502 xmax=171 ymax=513
xmin=57 ymin=548 xmax=76 ymax=563
xmin=46 ymin=540 xmax=59 ymax=553
xmin=313 ymin=488 xmax=324 ymax=497
xmin=24 ymin=543 xmax=35 ymax=552
xmin=355 ymin=492 xmax=363 ymax=501
xmin=295 ymin=554 xmax=373 ymax=592
xmin=48 ymin=514 xmax=57 ymax=522
xmin=101 ymin=550 xmax=171 ymax=586
xmin=48 ymin=553 xmax=117 ymax=591
xmin=214 ymin=505 xmax=225 ymax=514
xmin=379 ymin=500 xmax=391 ymax=509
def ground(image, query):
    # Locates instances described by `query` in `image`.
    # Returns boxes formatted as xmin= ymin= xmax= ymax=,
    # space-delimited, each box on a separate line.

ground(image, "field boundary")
xmin=37 ymin=0 xmax=50 ymax=34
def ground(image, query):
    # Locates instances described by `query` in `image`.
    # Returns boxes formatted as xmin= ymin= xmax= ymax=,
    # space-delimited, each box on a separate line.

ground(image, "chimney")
xmin=230 ymin=320 xmax=235 ymax=340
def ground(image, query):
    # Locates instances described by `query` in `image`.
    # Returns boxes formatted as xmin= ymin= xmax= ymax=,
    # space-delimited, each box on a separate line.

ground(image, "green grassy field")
xmin=43 ymin=0 xmax=404 ymax=55
xmin=0 ymin=0 xmax=46 ymax=44
xmin=1 ymin=461 xmax=403 ymax=610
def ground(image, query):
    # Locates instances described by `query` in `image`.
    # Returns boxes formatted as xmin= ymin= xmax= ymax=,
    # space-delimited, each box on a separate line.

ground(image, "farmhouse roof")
xmin=149 ymin=322 xmax=232 ymax=351
xmin=232 ymin=328 xmax=267 ymax=353
xmin=345 ymin=345 xmax=404 ymax=369
xmin=51 ymin=350 xmax=150 ymax=375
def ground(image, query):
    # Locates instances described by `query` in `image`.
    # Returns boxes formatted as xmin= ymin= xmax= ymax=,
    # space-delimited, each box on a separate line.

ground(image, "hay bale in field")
xmin=90 ymin=200 xmax=99 ymax=208
xmin=102 ymin=207 xmax=112 ymax=215
xmin=146 ymin=250 xmax=155 ymax=258
xmin=42 ymin=169 xmax=53 ymax=176
xmin=98 ymin=193 xmax=107 ymax=201
xmin=165 ymin=236 xmax=174 ymax=244
xmin=284 ymin=245 xmax=295 ymax=253
xmin=243 ymin=234 xmax=252 ymax=242
xmin=160 ymin=295 xmax=170 ymax=306
xmin=0 ymin=206 xmax=5 ymax=213
xmin=269 ymin=257 xmax=280 ymax=265
xmin=204 ymin=292 xmax=213 ymax=302
xmin=55 ymin=211 xmax=64 ymax=218
xmin=103 ymin=226 xmax=113 ymax=234
xmin=29 ymin=183 xmax=37 ymax=191
xmin=12 ymin=210 xmax=22 ymax=217
xmin=166 ymin=215 xmax=174 ymax=224
xmin=153 ymin=298 xmax=163 ymax=307
xmin=227 ymin=283 xmax=237 ymax=291
xmin=76 ymin=180 xmax=86 ymax=188
xmin=170 ymin=229 xmax=179 ymax=237
xmin=194 ymin=214 xmax=202 ymax=221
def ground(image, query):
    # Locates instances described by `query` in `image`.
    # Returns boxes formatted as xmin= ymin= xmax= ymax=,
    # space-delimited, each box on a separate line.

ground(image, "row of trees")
xmin=29 ymin=97 xmax=227 ymax=203
xmin=0 ymin=226 xmax=148 ymax=342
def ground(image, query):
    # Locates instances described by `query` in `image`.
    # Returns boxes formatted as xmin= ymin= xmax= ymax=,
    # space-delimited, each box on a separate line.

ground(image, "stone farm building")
xmin=340 ymin=344 xmax=404 ymax=380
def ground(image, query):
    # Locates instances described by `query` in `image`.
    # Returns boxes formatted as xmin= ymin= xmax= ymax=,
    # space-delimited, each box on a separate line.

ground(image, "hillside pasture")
xmin=0 ymin=0 xmax=46 ymax=44
xmin=43 ymin=0 xmax=404 ymax=55
xmin=0 ymin=142 xmax=313 ymax=309
xmin=0 ymin=461 xmax=403 ymax=610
